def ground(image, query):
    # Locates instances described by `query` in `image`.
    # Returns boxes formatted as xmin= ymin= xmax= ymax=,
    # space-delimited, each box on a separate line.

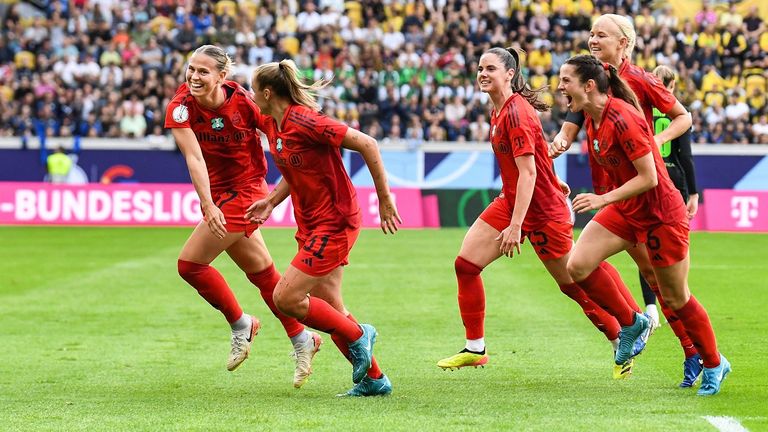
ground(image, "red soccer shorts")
xmin=292 ymin=228 xmax=360 ymax=276
xmin=211 ymin=179 xmax=269 ymax=237
xmin=478 ymin=196 xmax=574 ymax=260
xmin=593 ymin=204 xmax=689 ymax=267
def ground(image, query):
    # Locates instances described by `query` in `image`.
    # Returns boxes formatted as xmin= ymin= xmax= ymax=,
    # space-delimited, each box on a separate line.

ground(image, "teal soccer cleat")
xmin=338 ymin=374 xmax=392 ymax=397
xmin=698 ymin=354 xmax=731 ymax=396
xmin=615 ymin=312 xmax=650 ymax=365
xmin=348 ymin=324 xmax=377 ymax=384
xmin=630 ymin=313 xmax=653 ymax=357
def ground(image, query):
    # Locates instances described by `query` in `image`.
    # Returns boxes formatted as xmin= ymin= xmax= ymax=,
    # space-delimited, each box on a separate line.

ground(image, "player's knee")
xmin=455 ymin=256 xmax=482 ymax=276
xmin=178 ymin=259 xmax=206 ymax=281
xmin=272 ymin=288 xmax=299 ymax=316
xmin=566 ymin=258 xmax=590 ymax=282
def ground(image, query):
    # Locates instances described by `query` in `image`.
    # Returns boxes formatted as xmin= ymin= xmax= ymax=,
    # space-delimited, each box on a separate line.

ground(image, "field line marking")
xmin=703 ymin=416 xmax=749 ymax=432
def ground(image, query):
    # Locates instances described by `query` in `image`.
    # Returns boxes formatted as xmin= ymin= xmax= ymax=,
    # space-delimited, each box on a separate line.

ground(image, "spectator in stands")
xmin=742 ymin=5 xmax=765 ymax=42
xmin=752 ymin=114 xmax=768 ymax=143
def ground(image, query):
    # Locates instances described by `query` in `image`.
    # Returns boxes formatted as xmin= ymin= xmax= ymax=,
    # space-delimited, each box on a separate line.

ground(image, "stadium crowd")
xmin=1 ymin=0 xmax=767 ymax=145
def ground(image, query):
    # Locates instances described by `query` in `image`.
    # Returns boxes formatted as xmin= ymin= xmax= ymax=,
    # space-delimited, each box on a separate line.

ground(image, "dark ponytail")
xmin=564 ymin=54 xmax=641 ymax=113
xmin=486 ymin=47 xmax=550 ymax=112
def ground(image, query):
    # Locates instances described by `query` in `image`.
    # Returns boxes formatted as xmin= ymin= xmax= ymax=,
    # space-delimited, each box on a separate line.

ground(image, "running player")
xmin=246 ymin=59 xmax=401 ymax=397
xmin=436 ymin=47 xmax=646 ymax=379
xmin=559 ymin=54 xmax=730 ymax=396
xmin=549 ymin=14 xmax=702 ymax=385
xmin=165 ymin=45 xmax=321 ymax=387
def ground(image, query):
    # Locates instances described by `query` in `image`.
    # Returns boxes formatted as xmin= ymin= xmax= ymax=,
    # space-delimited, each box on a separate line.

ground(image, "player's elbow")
xmin=646 ymin=172 xmax=658 ymax=189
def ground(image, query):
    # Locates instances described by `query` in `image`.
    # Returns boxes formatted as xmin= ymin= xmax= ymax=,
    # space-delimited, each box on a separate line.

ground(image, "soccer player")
xmin=435 ymin=47 xmax=647 ymax=379
xmin=165 ymin=45 xmax=321 ymax=388
xmin=549 ymin=14 xmax=703 ymax=385
xmin=558 ymin=54 xmax=730 ymax=396
xmin=647 ymin=64 xmax=705 ymax=387
xmin=245 ymin=59 xmax=401 ymax=397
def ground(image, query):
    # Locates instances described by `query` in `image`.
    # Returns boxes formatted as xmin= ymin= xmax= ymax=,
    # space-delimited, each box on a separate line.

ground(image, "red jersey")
xmin=585 ymin=96 xmax=685 ymax=227
xmin=587 ymin=60 xmax=678 ymax=195
xmin=490 ymin=93 xmax=571 ymax=230
xmin=164 ymin=81 xmax=268 ymax=192
xmin=261 ymin=104 xmax=359 ymax=233
xmin=618 ymin=59 xmax=677 ymax=129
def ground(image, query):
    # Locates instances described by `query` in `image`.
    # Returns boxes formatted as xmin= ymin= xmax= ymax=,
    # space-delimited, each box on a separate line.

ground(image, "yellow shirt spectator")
xmin=703 ymin=90 xmax=726 ymax=108
xmin=701 ymin=68 xmax=725 ymax=93
xmin=214 ymin=0 xmax=238 ymax=18
xmin=528 ymin=49 xmax=552 ymax=71
xmin=696 ymin=31 xmax=721 ymax=50
xmin=14 ymin=51 xmax=35 ymax=70
xmin=550 ymin=0 xmax=575 ymax=14
xmin=529 ymin=0 xmax=550 ymax=15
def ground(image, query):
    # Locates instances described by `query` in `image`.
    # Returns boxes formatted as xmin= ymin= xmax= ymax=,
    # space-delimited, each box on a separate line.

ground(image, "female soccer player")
xmin=165 ymin=45 xmax=321 ymax=388
xmin=558 ymin=54 xmax=729 ymax=396
xmin=648 ymin=65 xmax=704 ymax=387
xmin=436 ymin=47 xmax=646 ymax=379
xmin=245 ymin=59 xmax=401 ymax=397
xmin=549 ymin=14 xmax=703 ymax=386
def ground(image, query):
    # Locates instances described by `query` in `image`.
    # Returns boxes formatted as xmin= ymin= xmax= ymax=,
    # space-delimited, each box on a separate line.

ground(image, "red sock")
xmin=576 ymin=266 xmax=636 ymax=326
xmin=649 ymin=284 xmax=697 ymax=358
xmin=300 ymin=297 xmax=363 ymax=343
xmin=674 ymin=296 xmax=720 ymax=368
xmin=600 ymin=262 xmax=641 ymax=312
xmin=178 ymin=259 xmax=242 ymax=323
xmin=455 ymin=256 xmax=485 ymax=340
xmin=560 ymin=282 xmax=620 ymax=340
xmin=247 ymin=264 xmax=305 ymax=338
xmin=333 ymin=313 xmax=382 ymax=379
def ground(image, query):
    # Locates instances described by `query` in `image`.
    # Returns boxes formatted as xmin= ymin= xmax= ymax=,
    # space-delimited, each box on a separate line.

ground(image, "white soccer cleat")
xmin=292 ymin=332 xmax=323 ymax=388
xmin=227 ymin=316 xmax=261 ymax=371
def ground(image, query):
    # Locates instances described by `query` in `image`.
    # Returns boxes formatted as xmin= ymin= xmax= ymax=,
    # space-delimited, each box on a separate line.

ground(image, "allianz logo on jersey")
xmin=731 ymin=196 xmax=759 ymax=227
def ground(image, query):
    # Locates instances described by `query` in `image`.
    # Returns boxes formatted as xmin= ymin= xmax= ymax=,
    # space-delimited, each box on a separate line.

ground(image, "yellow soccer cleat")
xmin=613 ymin=358 xmax=634 ymax=380
xmin=437 ymin=349 xmax=489 ymax=370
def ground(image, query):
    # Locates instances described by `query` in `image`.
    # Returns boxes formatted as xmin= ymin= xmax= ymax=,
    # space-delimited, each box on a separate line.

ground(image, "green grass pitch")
xmin=1 ymin=227 xmax=766 ymax=431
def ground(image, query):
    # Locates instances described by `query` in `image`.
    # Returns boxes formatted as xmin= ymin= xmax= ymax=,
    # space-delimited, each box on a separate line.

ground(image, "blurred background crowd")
xmin=1 ymin=0 xmax=767 ymax=146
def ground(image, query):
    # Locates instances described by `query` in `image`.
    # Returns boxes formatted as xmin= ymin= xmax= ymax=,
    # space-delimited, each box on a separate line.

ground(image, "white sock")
xmin=646 ymin=304 xmax=658 ymax=316
xmin=290 ymin=329 xmax=310 ymax=347
xmin=465 ymin=338 xmax=485 ymax=353
xmin=610 ymin=338 xmax=620 ymax=351
xmin=231 ymin=313 xmax=251 ymax=332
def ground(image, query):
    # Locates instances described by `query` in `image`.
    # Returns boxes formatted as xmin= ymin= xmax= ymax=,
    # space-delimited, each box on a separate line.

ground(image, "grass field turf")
xmin=0 ymin=226 xmax=766 ymax=431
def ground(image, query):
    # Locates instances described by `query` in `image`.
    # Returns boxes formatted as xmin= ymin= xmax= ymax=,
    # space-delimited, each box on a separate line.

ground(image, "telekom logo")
xmin=731 ymin=196 xmax=759 ymax=227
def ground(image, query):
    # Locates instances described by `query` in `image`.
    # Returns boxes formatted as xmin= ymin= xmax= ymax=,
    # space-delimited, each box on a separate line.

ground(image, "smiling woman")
xmin=163 ymin=45 xmax=323 ymax=388
xmin=560 ymin=53 xmax=730 ymax=396
xmin=436 ymin=47 xmax=644 ymax=380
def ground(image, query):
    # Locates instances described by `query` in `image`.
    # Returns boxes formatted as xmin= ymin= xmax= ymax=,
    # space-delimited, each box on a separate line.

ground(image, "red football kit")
xmin=479 ymin=93 xmax=573 ymax=259
xmin=260 ymin=104 xmax=359 ymax=276
xmin=583 ymin=60 xmax=679 ymax=194
xmin=165 ymin=81 xmax=269 ymax=235
xmin=585 ymin=96 xmax=688 ymax=266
